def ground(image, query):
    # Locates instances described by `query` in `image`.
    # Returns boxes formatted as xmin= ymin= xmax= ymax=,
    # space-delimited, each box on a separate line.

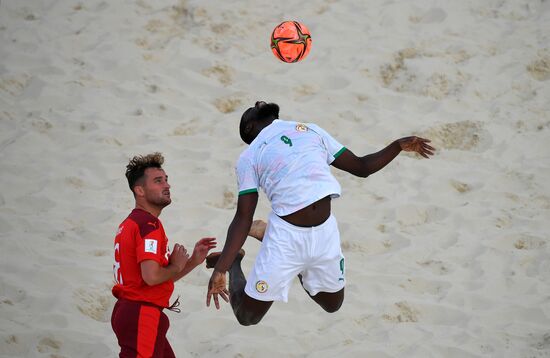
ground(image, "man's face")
xmin=141 ymin=167 xmax=171 ymax=207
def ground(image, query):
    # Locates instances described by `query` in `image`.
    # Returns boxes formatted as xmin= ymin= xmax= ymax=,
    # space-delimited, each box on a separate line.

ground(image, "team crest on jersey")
xmin=255 ymin=280 xmax=268 ymax=293
xmin=144 ymin=239 xmax=158 ymax=254
xmin=295 ymin=123 xmax=308 ymax=132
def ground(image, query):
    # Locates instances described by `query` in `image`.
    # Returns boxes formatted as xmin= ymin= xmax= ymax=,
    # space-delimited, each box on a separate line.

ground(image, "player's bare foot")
xmin=249 ymin=220 xmax=267 ymax=241
xmin=205 ymin=249 xmax=245 ymax=269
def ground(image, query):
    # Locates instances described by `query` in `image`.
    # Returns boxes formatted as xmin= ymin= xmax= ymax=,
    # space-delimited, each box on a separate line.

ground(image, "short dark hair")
xmin=239 ymin=102 xmax=279 ymax=144
xmin=125 ymin=152 xmax=164 ymax=192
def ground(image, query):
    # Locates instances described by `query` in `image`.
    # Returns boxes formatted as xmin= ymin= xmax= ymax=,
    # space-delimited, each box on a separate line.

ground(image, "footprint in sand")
xmin=379 ymin=48 xmax=471 ymax=99
xmin=65 ymin=176 xmax=85 ymax=190
xmin=417 ymin=259 xmax=452 ymax=275
xmin=382 ymin=301 xmax=420 ymax=323
xmin=0 ymin=74 xmax=32 ymax=97
xmin=396 ymin=205 xmax=429 ymax=227
xmin=379 ymin=48 xmax=418 ymax=87
xmin=170 ymin=118 xmax=200 ymax=136
xmin=202 ymin=65 xmax=234 ymax=86
xmin=206 ymin=188 xmax=236 ymax=210
xmin=48 ymin=231 xmax=67 ymax=242
xmin=3 ymin=334 xmax=28 ymax=357
xmin=73 ymin=285 xmax=113 ymax=322
xmin=527 ymin=49 xmax=550 ymax=81
xmin=36 ymin=336 xmax=62 ymax=354
xmin=341 ymin=240 xmax=389 ymax=255
xmin=418 ymin=120 xmax=492 ymax=152
xmin=294 ymin=84 xmax=318 ymax=99
xmin=450 ymin=179 xmax=471 ymax=193
xmin=92 ymin=249 xmax=110 ymax=257
xmin=137 ymin=3 xmax=209 ymax=52
xmin=395 ymin=205 xmax=449 ymax=227
xmin=530 ymin=332 xmax=550 ymax=351
xmin=0 ymin=281 xmax=26 ymax=306
xmin=31 ymin=118 xmax=53 ymax=133
xmin=213 ymin=96 xmax=243 ymax=114
xmin=513 ymin=235 xmax=547 ymax=250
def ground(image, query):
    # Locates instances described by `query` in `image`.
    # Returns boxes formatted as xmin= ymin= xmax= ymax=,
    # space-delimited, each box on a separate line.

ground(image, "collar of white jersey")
xmin=249 ymin=119 xmax=286 ymax=145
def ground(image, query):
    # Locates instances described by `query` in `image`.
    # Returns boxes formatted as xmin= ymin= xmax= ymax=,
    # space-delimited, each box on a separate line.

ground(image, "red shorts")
xmin=111 ymin=299 xmax=175 ymax=358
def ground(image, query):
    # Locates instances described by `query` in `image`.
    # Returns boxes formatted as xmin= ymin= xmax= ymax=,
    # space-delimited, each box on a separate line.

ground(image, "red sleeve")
xmin=136 ymin=228 xmax=165 ymax=264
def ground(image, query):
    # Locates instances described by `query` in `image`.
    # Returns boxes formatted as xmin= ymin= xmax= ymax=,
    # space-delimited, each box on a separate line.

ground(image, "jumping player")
xmin=206 ymin=101 xmax=434 ymax=325
xmin=111 ymin=153 xmax=217 ymax=357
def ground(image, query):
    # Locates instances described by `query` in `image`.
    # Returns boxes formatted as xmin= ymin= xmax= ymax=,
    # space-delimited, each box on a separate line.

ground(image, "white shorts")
xmin=244 ymin=212 xmax=345 ymax=302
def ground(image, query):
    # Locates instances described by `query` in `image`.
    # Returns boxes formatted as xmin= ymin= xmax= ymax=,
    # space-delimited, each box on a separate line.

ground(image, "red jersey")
xmin=112 ymin=208 xmax=174 ymax=308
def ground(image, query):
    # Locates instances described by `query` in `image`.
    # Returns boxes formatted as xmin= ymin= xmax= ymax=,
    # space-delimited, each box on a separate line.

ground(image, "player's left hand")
xmin=191 ymin=237 xmax=217 ymax=265
xmin=398 ymin=136 xmax=435 ymax=158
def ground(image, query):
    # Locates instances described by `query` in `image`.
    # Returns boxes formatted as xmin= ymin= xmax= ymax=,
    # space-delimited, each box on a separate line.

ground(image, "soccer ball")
xmin=270 ymin=21 xmax=312 ymax=63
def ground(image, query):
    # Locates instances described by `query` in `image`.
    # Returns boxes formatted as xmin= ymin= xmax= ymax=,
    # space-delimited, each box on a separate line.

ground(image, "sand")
xmin=1 ymin=0 xmax=549 ymax=357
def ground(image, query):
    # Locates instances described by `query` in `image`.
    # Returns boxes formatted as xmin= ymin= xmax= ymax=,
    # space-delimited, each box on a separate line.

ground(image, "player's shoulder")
xmin=236 ymin=147 xmax=257 ymax=172
xmin=277 ymin=119 xmax=323 ymax=134
xmin=303 ymin=121 xmax=323 ymax=132
xmin=126 ymin=209 xmax=161 ymax=238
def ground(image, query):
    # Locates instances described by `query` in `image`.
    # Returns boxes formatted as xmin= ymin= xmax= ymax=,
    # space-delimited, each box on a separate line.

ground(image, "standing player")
xmin=206 ymin=101 xmax=434 ymax=325
xmin=111 ymin=153 xmax=217 ymax=357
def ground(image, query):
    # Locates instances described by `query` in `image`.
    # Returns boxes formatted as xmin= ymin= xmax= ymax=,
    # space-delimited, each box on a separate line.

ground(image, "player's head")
xmin=125 ymin=152 xmax=171 ymax=208
xmin=239 ymin=101 xmax=279 ymax=144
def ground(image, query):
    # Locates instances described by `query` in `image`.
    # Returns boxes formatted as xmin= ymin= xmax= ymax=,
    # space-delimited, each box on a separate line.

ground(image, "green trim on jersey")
xmin=334 ymin=147 xmax=347 ymax=159
xmin=238 ymin=188 xmax=258 ymax=196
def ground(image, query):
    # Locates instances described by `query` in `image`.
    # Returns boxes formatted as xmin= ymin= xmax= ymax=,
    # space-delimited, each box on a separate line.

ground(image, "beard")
xmin=146 ymin=191 xmax=171 ymax=208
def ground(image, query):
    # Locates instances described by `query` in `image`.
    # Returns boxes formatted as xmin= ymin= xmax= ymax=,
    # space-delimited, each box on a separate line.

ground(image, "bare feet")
xmin=248 ymin=219 xmax=267 ymax=242
xmin=205 ymin=249 xmax=245 ymax=269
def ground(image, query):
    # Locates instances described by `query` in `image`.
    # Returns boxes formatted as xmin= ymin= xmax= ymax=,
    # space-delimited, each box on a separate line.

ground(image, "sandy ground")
xmin=1 ymin=0 xmax=549 ymax=357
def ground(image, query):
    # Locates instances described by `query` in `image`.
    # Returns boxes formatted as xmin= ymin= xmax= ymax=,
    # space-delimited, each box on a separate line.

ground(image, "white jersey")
xmin=236 ymin=119 xmax=346 ymax=216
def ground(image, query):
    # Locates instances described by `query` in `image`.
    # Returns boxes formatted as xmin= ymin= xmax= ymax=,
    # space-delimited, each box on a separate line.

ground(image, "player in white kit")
xmin=206 ymin=101 xmax=434 ymax=325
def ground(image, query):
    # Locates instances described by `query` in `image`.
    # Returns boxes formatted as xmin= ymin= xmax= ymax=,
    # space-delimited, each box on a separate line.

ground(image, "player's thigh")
xmin=301 ymin=216 xmax=345 ymax=296
xmin=245 ymin=214 xmax=308 ymax=302
xmin=245 ymin=250 xmax=303 ymax=302
xmin=112 ymin=300 xmax=140 ymax=354
xmin=162 ymin=338 xmax=176 ymax=358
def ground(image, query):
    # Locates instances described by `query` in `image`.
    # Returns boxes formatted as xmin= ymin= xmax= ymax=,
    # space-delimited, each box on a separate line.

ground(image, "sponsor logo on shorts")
xmin=144 ymin=239 xmax=158 ymax=254
xmin=255 ymin=280 xmax=268 ymax=293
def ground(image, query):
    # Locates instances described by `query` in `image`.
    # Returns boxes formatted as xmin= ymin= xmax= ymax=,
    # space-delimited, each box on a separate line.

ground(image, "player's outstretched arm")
xmin=332 ymin=136 xmax=434 ymax=178
xmin=207 ymin=192 xmax=258 ymax=309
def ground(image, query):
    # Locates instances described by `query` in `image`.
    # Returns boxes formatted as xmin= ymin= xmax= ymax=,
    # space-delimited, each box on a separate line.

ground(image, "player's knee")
xmin=322 ymin=301 xmax=343 ymax=313
xmin=236 ymin=311 xmax=263 ymax=326
xmin=236 ymin=315 xmax=262 ymax=326
xmin=320 ymin=295 xmax=344 ymax=313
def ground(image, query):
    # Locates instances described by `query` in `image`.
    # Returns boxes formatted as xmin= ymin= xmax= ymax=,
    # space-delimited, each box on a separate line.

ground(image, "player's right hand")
xmin=206 ymin=270 xmax=229 ymax=309
xmin=170 ymin=243 xmax=189 ymax=272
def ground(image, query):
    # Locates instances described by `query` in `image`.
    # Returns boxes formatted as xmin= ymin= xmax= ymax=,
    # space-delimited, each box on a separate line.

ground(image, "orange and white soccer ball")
xmin=270 ymin=21 xmax=312 ymax=63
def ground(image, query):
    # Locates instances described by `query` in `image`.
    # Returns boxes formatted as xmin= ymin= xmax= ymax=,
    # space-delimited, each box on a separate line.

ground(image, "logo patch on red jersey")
xmin=144 ymin=239 xmax=158 ymax=254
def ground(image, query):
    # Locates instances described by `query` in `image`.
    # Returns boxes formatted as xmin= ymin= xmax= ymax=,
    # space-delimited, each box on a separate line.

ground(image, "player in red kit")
xmin=111 ymin=153 xmax=217 ymax=358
